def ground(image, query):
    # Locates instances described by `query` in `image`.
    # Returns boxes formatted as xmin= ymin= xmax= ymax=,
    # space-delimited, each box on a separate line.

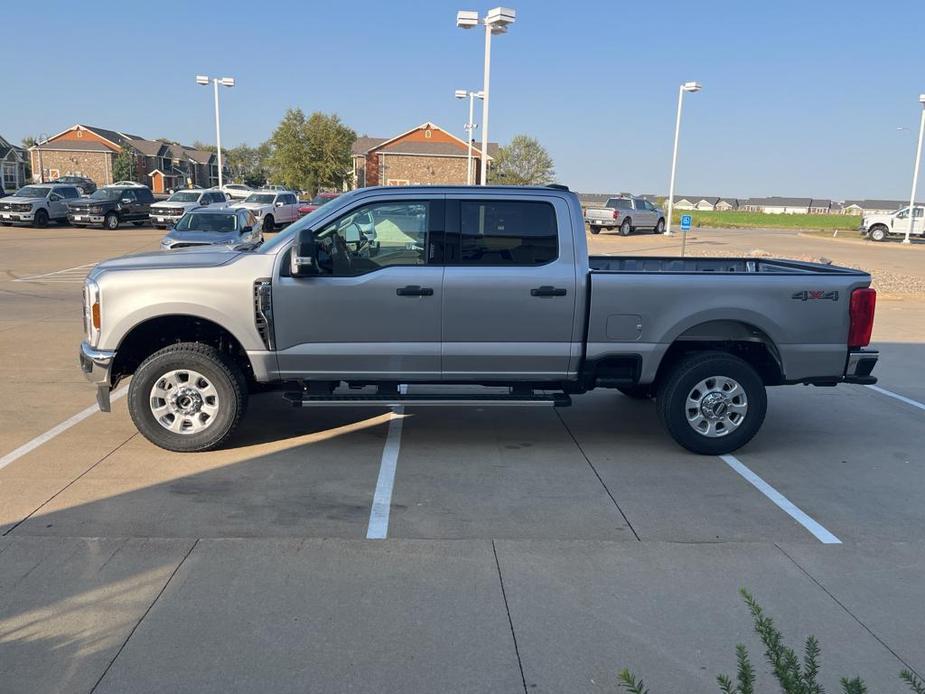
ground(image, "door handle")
xmin=530 ymin=286 xmax=567 ymax=297
xmin=396 ymin=285 xmax=434 ymax=297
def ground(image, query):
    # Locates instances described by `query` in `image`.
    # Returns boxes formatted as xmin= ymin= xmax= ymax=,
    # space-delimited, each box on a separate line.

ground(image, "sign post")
xmin=680 ymin=214 xmax=692 ymax=257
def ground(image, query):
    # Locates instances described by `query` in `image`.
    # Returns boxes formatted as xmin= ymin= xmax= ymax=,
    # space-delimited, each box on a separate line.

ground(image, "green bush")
xmin=618 ymin=589 xmax=924 ymax=693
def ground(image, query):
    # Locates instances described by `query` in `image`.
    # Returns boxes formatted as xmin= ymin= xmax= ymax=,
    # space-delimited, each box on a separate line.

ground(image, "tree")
xmin=190 ymin=140 xmax=216 ymax=152
xmin=267 ymin=108 xmax=355 ymax=194
xmin=112 ymin=147 xmax=136 ymax=182
xmin=21 ymin=136 xmax=37 ymax=149
xmin=225 ymin=143 xmax=270 ymax=187
xmin=488 ymin=134 xmax=555 ymax=185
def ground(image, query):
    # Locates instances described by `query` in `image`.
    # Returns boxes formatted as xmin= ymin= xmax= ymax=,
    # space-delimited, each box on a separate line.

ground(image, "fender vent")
xmin=253 ymin=278 xmax=275 ymax=350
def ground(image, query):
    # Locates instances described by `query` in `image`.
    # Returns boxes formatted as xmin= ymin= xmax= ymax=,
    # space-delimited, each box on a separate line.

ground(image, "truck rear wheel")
xmin=589 ymin=225 xmax=601 ymax=235
xmin=619 ymin=219 xmax=632 ymax=236
xmin=128 ymin=342 xmax=248 ymax=452
xmin=656 ymin=351 xmax=766 ymax=455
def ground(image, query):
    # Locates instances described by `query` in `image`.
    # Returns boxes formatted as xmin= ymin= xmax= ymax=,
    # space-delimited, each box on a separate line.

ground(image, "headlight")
xmin=84 ymin=278 xmax=101 ymax=346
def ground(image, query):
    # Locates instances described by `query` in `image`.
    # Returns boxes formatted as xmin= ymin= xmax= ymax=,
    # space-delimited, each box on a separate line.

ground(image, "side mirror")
xmin=290 ymin=228 xmax=320 ymax=277
xmin=121 ymin=198 xmax=131 ymax=204
xmin=242 ymin=225 xmax=253 ymax=234
xmin=275 ymin=201 xmax=285 ymax=207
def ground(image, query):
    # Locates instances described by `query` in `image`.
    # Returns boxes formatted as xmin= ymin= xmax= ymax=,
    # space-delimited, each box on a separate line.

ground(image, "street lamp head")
xmin=682 ymin=81 xmax=702 ymax=92
xmin=919 ymin=93 xmax=925 ymax=104
xmin=195 ymin=75 xmax=209 ymax=86
xmin=456 ymin=10 xmax=479 ymax=28
xmin=485 ymin=6 xmax=515 ymax=32
xmin=455 ymin=89 xmax=468 ymax=99
xmin=220 ymin=77 xmax=235 ymax=87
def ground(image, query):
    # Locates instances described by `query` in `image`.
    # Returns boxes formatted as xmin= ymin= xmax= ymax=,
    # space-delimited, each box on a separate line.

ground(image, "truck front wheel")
xmin=656 ymin=351 xmax=766 ymax=455
xmin=128 ymin=342 xmax=248 ymax=452
xmin=869 ymin=225 xmax=888 ymax=242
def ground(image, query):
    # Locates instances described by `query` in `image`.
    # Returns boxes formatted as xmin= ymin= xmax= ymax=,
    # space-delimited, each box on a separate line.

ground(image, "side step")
xmin=282 ymin=391 xmax=572 ymax=408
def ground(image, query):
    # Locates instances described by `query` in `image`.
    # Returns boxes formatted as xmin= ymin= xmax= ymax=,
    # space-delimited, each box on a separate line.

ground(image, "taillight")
xmin=612 ymin=210 xmax=620 ymax=220
xmin=848 ymin=287 xmax=876 ymax=349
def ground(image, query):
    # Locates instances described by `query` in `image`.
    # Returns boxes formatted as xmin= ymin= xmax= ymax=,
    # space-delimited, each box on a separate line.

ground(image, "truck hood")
xmin=89 ymin=247 xmax=240 ymax=278
xmin=161 ymin=230 xmax=242 ymax=248
xmin=153 ymin=201 xmax=197 ymax=210
xmin=233 ymin=202 xmax=270 ymax=212
xmin=1 ymin=196 xmax=43 ymax=205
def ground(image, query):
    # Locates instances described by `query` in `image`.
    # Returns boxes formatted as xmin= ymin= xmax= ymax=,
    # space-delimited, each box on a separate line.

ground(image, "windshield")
xmin=175 ymin=213 xmax=238 ymax=233
xmin=311 ymin=193 xmax=337 ymax=205
xmin=260 ymin=191 xmax=353 ymax=253
xmin=245 ymin=194 xmax=275 ymax=204
xmin=89 ymin=189 xmax=122 ymax=200
xmin=14 ymin=186 xmax=49 ymax=198
xmin=168 ymin=192 xmax=201 ymax=203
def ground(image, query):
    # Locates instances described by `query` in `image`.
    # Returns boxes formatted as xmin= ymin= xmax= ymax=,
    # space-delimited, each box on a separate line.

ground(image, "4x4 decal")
xmin=792 ymin=290 xmax=839 ymax=301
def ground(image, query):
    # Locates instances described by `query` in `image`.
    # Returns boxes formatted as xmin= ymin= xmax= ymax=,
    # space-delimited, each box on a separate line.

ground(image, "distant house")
xmin=0 ymin=134 xmax=27 ymax=192
xmin=742 ymin=197 xmax=812 ymax=214
xmin=351 ymin=122 xmax=498 ymax=188
xmin=842 ymin=199 xmax=910 ymax=215
xmin=714 ymin=198 xmax=741 ymax=211
xmin=29 ymin=124 xmax=224 ymax=191
xmin=673 ymin=196 xmax=719 ymax=211
xmin=808 ymin=199 xmax=832 ymax=214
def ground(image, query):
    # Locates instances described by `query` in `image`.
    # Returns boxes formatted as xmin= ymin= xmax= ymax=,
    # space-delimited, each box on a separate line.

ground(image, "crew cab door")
xmin=441 ymin=195 xmax=578 ymax=380
xmin=275 ymin=193 xmax=299 ymax=224
xmin=272 ymin=195 xmax=445 ymax=380
xmin=893 ymin=206 xmax=924 ymax=235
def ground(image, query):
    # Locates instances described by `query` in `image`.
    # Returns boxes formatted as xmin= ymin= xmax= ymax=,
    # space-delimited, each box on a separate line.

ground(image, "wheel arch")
xmin=111 ymin=314 xmax=255 ymax=387
xmin=653 ymin=319 xmax=784 ymax=386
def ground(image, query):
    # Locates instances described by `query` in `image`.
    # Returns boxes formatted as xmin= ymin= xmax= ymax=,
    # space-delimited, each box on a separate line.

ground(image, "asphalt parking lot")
xmin=1 ymin=224 xmax=923 ymax=693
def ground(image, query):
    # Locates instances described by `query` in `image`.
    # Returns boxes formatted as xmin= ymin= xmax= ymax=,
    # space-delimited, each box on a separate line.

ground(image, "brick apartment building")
xmin=352 ymin=122 xmax=498 ymax=188
xmin=30 ymin=124 xmax=222 ymax=192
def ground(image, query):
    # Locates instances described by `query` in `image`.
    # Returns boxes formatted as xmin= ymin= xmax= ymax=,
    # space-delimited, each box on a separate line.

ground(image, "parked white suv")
xmin=861 ymin=205 xmax=924 ymax=242
xmin=220 ymin=183 xmax=253 ymax=200
xmin=149 ymin=189 xmax=229 ymax=229
xmin=0 ymin=183 xmax=82 ymax=227
xmin=233 ymin=191 xmax=300 ymax=231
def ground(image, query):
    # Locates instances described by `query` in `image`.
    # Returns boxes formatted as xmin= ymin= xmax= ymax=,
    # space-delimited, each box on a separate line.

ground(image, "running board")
xmin=282 ymin=392 xmax=572 ymax=408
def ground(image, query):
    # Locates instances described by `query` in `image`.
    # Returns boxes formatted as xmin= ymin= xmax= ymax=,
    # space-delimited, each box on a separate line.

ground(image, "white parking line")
xmin=13 ymin=262 xmax=96 ymax=283
xmin=720 ymin=454 xmax=841 ymax=544
xmin=366 ymin=385 xmax=408 ymax=539
xmin=866 ymin=385 xmax=925 ymax=412
xmin=0 ymin=386 xmax=128 ymax=471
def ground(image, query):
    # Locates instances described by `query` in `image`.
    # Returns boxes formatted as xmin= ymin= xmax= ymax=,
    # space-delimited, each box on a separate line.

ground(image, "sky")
xmin=3 ymin=0 xmax=924 ymax=200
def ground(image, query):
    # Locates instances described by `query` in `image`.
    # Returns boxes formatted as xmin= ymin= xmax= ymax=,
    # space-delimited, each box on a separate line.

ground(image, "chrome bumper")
xmin=79 ymin=341 xmax=116 ymax=411
xmin=844 ymin=349 xmax=878 ymax=385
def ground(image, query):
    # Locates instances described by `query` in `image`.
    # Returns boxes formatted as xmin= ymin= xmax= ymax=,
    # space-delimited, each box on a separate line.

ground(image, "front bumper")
xmin=68 ymin=213 xmax=105 ymax=224
xmin=79 ymin=341 xmax=116 ymax=411
xmin=844 ymin=348 xmax=878 ymax=385
xmin=1 ymin=210 xmax=35 ymax=222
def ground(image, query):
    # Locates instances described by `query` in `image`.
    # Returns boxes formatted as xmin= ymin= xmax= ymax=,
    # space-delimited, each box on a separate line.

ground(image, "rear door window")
xmin=457 ymin=200 xmax=558 ymax=266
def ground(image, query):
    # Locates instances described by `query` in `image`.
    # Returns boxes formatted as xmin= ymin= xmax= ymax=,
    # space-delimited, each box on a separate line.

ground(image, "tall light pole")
xmin=665 ymin=81 xmax=702 ymax=236
xmin=455 ymin=89 xmax=483 ymax=185
xmin=904 ymin=94 xmax=925 ymax=244
xmin=196 ymin=75 xmax=235 ymax=189
xmin=37 ymin=132 xmax=48 ymax=183
xmin=457 ymin=7 xmax=515 ymax=185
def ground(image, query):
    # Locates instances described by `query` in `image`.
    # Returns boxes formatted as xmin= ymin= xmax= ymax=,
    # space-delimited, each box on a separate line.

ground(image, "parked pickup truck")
xmin=584 ymin=197 xmax=665 ymax=235
xmin=79 ymin=185 xmax=878 ymax=455
xmin=233 ymin=191 xmax=301 ymax=232
xmin=859 ymin=205 xmax=924 ymax=242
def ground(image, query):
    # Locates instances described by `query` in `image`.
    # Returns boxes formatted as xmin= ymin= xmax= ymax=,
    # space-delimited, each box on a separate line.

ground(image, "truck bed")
xmin=589 ymin=255 xmax=866 ymax=275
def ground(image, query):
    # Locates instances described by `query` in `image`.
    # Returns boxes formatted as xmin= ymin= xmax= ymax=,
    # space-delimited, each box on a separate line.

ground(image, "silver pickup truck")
xmin=584 ymin=197 xmax=666 ymax=235
xmin=79 ymin=185 xmax=878 ymax=455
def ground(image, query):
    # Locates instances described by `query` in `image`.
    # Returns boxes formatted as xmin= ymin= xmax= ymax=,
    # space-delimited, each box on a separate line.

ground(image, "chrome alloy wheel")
xmin=685 ymin=375 xmax=748 ymax=438
xmin=149 ymin=369 xmax=220 ymax=434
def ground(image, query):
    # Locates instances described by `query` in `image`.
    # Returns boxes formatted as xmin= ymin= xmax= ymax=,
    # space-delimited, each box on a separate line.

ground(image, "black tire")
xmin=617 ymin=385 xmax=654 ymax=400
xmin=128 ymin=342 xmax=248 ymax=452
xmin=869 ymin=225 xmax=887 ymax=242
xmin=589 ymin=225 xmax=601 ymax=235
xmin=33 ymin=209 xmax=49 ymax=228
xmin=263 ymin=215 xmax=275 ymax=232
xmin=619 ymin=219 xmax=632 ymax=236
xmin=654 ymin=218 xmax=666 ymax=234
xmin=104 ymin=212 xmax=120 ymax=230
xmin=656 ymin=351 xmax=767 ymax=455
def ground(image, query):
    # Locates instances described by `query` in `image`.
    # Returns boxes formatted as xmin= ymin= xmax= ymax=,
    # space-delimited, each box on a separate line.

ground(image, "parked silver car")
xmin=160 ymin=207 xmax=261 ymax=250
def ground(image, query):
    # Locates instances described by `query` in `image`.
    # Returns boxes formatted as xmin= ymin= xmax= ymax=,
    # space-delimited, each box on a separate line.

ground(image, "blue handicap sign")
xmin=680 ymin=214 xmax=692 ymax=232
